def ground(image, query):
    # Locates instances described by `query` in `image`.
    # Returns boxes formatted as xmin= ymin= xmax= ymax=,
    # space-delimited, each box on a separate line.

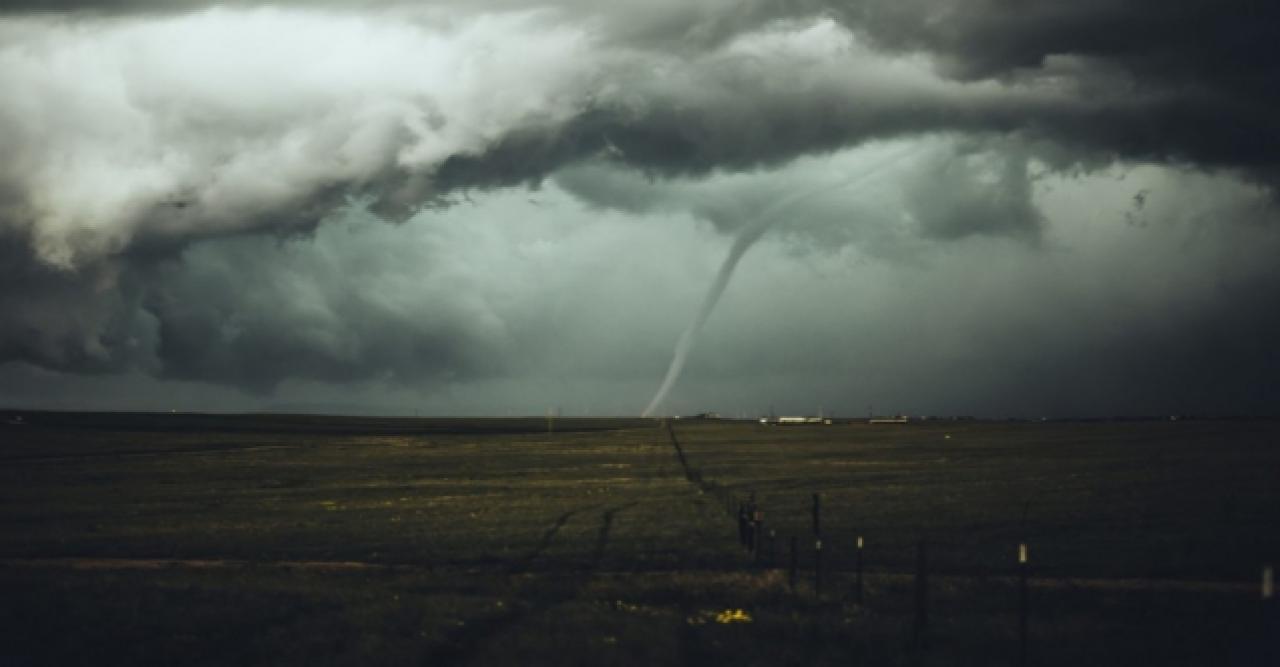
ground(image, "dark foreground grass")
xmin=1 ymin=413 xmax=1277 ymax=665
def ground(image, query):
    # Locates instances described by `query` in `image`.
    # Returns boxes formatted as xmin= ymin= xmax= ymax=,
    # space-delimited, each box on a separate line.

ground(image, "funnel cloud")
xmin=641 ymin=145 xmax=923 ymax=416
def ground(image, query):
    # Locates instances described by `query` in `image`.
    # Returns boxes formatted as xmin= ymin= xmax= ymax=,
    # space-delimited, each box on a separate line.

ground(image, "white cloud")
xmin=0 ymin=8 xmax=597 ymax=265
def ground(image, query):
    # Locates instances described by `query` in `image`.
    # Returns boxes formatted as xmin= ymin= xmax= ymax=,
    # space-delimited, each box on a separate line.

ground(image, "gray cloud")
xmin=1 ymin=2 xmax=1279 ymax=413
xmin=4 ymin=5 xmax=1275 ymax=270
xmin=0 ymin=231 xmax=157 ymax=375
xmin=903 ymin=140 xmax=1043 ymax=241
xmin=6 ymin=162 xmax=1277 ymax=417
xmin=142 ymin=242 xmax=511 ymax=393
xmin=832 ymin=1 xmax=1280 ymax=174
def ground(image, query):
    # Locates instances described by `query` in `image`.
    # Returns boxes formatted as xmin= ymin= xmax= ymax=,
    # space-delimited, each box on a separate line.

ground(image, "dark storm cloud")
xmin=1 ymin=1 xmax=1279 ymax=405
xmin=903 ymin=141 xmax=1043 ymax=241
xmin=6 ymin=1 xmax=1276 ymax=179
xmin=554 ymin=136 xmax=1045 ymax=244
xmin=0 ymin=0 xmax=798 ymax=44
xmin=3 ymin=4 xmax=1274 ymax=263
xmin=831 ymin=0 xmax=1280 ymax=171
xmin=138 ymin=235 xmax=511 ymax=392
xmin=834 ymin=0 xmax=1277 ymax=86
xmin=390 ymin=3 xmax=1280 ymax=214
xmin=0 ymin=234 xmax=153 ymax=374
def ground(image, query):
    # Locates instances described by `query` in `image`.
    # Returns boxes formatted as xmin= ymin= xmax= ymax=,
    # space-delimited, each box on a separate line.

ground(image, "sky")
xmin=1 ymin=1 xmax=1278 ymax=417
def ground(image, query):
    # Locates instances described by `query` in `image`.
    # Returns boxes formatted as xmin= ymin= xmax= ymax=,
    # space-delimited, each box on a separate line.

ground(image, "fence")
xmin=720 ymin=488 xmax=1276 ymax=663
xmin=662 ymin=420 xmax=1276 ymax=662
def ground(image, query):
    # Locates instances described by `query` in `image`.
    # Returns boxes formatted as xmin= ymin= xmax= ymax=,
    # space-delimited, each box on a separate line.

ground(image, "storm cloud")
xmin=1 ymin=1 xmax=1278 ymax=415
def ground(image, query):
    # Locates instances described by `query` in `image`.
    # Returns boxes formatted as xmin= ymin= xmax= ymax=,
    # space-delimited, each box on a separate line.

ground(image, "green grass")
xmin=1 ymin=413 xmax=1277 ymax=665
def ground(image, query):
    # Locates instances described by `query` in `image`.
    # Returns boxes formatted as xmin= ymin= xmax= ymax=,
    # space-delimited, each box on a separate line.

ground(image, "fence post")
xmin=814 ymin=537 xmax=824 ymax=598
xmin=1263 ymin=563 xmax=1275 ymax=626
xmin=1019 ymin=542 xmax=1029 ymax=667
xmin=747 ymin=504 xmax=757 ymax=555
xmin=1264 ymin=564 xmax=1274 ymax=602
xmin=1252 ymin=564 xmax=1279 ymax=666
xmin=855 ymin=534 xmax=864 ymax=605
xmin=789 ymin=536 xmax=798 ymax=592
xmin=812 ymin=492 xmax=822 ymax=538
xmin=914 ymin=539 xmax=929 ymax=645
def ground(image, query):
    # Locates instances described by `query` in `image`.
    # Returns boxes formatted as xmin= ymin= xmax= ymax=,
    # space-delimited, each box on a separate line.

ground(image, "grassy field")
xmin=1 ymin=412 xmax=1277 ymax=665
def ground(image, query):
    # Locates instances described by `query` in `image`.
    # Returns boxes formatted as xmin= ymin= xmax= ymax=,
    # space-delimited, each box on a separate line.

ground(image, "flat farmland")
xmin=1 ymin=413 xmax=1277 ymax=665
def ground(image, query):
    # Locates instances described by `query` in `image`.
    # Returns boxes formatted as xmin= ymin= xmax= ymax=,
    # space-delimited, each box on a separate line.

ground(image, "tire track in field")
xmin=591 ymin=502 xmax=637 ymax=566
xmin=508 ymin=504 xmax=600 ymax=575
xmin=425 ymin=502 xmax=637 ymax=665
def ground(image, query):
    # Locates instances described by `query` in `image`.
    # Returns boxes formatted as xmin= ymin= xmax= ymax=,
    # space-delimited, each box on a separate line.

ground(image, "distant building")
xmin=765 ymin=416 xmax=832 ymax=425
xmin=869 ymin=416 xmax=909 ymax=424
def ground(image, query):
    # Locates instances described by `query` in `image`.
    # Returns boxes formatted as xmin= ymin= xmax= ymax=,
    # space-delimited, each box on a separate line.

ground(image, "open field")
xmin=2 ymin=412 xmax=1278 ymax=665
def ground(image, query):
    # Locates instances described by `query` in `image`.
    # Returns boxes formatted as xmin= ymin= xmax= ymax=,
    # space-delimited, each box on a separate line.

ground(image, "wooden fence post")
xmin=1252 ymin=564 xmax=1278 ymax=666
xmin=814 ymin=537 xmax=824 ymax=598
xmin=855 ymin=534 xmax=864 ymax=605
xmin=1019 ymin=542 xmax=1029 ymax=667
xmin=751 ymin=505 xmax=763 ymax=559
xmin=812 ymin=492 xmax=822 ymax=538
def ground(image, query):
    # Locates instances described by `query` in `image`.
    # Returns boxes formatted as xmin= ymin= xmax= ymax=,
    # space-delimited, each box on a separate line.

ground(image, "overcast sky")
xmin=1 ymin=1 xmax=1278 ymax=417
